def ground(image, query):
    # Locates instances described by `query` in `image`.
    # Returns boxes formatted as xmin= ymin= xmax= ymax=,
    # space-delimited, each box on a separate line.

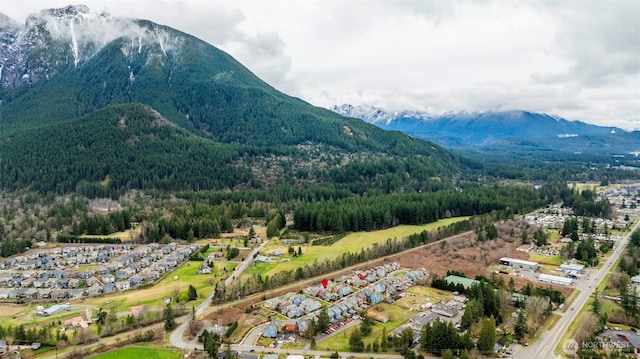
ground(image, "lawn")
xmin=405 ymin=286 xmax=452 ymax=303
xmin=528 ymin=253 xmax=564 ymax=266
xmin=88 ymin=346 xmax=182 ymax=359
xmin=320 ymin=302 xmax=414 ymax=352
xmin=258 ymin=218 xmax=470 ymax=277
xmin=79 ymin=226 xmax=142 ymax=242
xmin=601 ymin=298 xmax=622 ymax=316
xmin=81 ymin=260 xmax=228 ymax=313
xmin=229 ymin=313 xmax=269 ymax=343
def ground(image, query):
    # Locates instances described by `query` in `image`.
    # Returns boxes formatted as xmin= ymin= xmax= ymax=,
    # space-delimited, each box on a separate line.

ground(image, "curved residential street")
xmin=170 ymin=240 xmax=269 ymax=350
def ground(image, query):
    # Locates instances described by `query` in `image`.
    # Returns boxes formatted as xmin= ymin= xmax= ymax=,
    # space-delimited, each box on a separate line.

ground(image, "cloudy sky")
xmin=3 ymin=1 xmax=639 ymax=129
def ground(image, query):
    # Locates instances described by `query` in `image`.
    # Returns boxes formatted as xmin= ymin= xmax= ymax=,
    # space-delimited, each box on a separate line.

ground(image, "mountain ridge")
xmin=331 ymin=104 xmax=637 ymax=153
xmin=0 ymin=5 xmax=468 ymax=196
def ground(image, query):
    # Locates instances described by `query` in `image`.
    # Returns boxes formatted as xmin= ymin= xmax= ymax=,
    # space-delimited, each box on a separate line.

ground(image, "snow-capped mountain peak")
xmin=0 ymin=5 xmax=183 ymax=88
xmin=331 ymin=104 xmax=430 ymax=125
xmin=331 ymin=103 xmax=628 ymax=150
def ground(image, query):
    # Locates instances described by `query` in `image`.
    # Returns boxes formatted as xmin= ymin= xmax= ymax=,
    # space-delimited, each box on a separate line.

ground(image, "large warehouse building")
xmin=499 ymin=257 xmax=540 ymax=272
xmin=538 ymin=274 xmax=573 ymax=286
xmin=560 ymin=263 xmax=585 ymax=274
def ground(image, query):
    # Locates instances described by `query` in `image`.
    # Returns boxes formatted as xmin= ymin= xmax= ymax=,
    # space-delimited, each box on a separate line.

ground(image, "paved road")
xmin=170 ymin=240 xmax=270 ymax=350
xmin=225 ymin=243 xmax=268 ymax=287
xmin=241 ymin=322 xmax=268 ymax=346
xmin=517 ymin=219 xmax=640 ymax=359
xmin=229 ymin=344 xmax=405 ymax=359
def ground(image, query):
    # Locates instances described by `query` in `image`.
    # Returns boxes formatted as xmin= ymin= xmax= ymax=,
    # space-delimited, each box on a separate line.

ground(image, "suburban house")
xmin=432 ymin=304 xmax=459 ymax=318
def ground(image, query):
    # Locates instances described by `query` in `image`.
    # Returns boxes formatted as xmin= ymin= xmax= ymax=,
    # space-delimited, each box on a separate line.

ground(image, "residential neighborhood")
xmin=0 ymin=242 xmax=199 ymax=301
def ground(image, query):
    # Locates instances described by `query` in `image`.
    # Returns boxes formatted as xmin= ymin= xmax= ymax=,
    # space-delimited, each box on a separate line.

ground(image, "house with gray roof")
xmin=263 ymin=322 xmax=279 ymax=338
xmin=69 ymin=289 xmax=84 ymax=300
xmin=101 ymin=273 xmax=115 ymax=284
xmin=50 ymin=289 xmax=68 ymax=300
xmin=86 ymin=286 xmax=102 ymax=297
xmin=38 ymin=288 xmax=52 ymax=299
xmin=432 ymin=304 xmax=458 ymax=318
xmin=115 ymin=281 xmax=130 ymax=291
xmin=102 ymin=283 xmax=115 ymax=294
xmin=129 ymin=276 xmax=144 ymax=287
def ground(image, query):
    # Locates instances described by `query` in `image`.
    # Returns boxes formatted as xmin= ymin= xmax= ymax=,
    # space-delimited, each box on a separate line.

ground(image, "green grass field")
xmin=528 ymin=253 xmax=564 ymax=265
xmin=319 ymin=302 xmax=413 ymax=352
xmin=256 ymin=217 xmax=469 ymax=277
xmin=78 ymin=226 xmax=142 ymax=242
xmin=89 ymin=346 xmax=182 ymax=359
xmin=406 ymin=286 xmax=452 ymax=303
xmin=0 ymin=258 xmax=232 ymax=327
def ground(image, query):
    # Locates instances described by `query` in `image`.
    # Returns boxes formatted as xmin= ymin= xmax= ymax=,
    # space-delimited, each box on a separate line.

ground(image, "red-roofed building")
xmin=130 ymin=305 xmax=144 ymax=316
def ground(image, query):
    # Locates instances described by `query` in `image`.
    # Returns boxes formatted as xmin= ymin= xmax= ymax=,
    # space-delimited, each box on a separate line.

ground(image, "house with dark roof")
xmin=217 ymin=350 xmax=238 ymax=359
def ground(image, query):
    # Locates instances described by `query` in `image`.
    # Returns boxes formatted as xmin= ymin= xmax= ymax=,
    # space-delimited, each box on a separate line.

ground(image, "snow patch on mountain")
xmin=331 ymin=104 xmax=431 ymax=125
xmin=0 ymin=5 xmax=185 ymax=89
xmin=331 ymin=103 xmax=627 ymax=149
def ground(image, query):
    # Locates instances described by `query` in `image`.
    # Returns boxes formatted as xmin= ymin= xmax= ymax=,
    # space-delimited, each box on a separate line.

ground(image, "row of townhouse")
xmin=326 ymin=295 xmax=367 ymax=320
xmin=263 ymin=318 xmax=311 ymax=338
xmin=304 ymin=281 xmax=353 ymax=302
xmin=265 ymin=292 xmax=323 ymax=318
xmin=341 ymin=262 xmax=402 ymax=287
xmin=0 ymin=243 xmax=199 ymax=301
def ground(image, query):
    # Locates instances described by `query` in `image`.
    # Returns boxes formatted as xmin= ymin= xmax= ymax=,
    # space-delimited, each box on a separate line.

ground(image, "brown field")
xmin=392 ymin=230 xmax=522 ymax=278
xmin=389 ymin=218 xmax=574 ymax=298
xmin=0 ymin=305 xmax=24 ymax=317
xmin=204 ymin=306 xmax=245 ymax=325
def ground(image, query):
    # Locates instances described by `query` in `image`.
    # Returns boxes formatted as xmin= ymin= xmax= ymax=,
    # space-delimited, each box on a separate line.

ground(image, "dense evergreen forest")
xmin=0 ymin=174 xmax=617 ymax=260
xmin=0 ymin=103 xmax=469 ymax=197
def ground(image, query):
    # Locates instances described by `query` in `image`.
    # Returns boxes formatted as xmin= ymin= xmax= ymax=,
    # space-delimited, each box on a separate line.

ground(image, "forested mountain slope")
xmin=0 ymin=6 xmax=469 ymax=195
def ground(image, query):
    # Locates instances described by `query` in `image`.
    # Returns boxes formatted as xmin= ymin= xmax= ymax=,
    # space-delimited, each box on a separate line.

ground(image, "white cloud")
xmin=1 ymin=0 xmax=638 ymax=129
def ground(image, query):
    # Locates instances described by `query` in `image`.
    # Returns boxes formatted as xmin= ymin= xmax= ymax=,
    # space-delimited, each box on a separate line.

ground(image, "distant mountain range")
xmin=331 ymin=104 xmax=640 ymax=154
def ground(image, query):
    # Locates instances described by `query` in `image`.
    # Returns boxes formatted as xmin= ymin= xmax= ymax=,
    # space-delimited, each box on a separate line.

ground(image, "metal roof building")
xmin=444 ymin=275 xmax=479 ymax=288
xmin=560 ymin=263 xmax=585 ymax=273
xmin=499 ymin=257 xmax=540 ymax=272
xmin=538 ymin=274 xmax=572 ymax=286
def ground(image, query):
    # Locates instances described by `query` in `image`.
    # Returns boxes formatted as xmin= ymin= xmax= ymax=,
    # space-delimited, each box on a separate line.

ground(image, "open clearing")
xmin=396 ymin=286 xmax=452 ymax=310
xmin=260 ymin=217 xmax=470 ymax=276
xmin=0 ymin=305 xmax=24 ymax=317
xmin=79 ymin=226 xmax=142 ymax=242
xmin=87 ymin=261 xmax=218 ymax=310
xmin=88 ymin=346 xmax=182 ymax=359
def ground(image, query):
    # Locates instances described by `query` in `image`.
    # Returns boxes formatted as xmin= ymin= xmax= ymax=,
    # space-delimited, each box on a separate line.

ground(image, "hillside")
xmin=0 ymin=104 xmax=247 ymax=195
xmin=0 ymin=6 xmax=441 ymax=153
xmin=0 ymin=6 xmax=467 ymax=195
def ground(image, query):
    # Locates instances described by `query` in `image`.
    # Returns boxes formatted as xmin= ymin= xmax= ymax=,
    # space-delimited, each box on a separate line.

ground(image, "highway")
xmin=517 ymin=219 xmax=640 ymax=359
